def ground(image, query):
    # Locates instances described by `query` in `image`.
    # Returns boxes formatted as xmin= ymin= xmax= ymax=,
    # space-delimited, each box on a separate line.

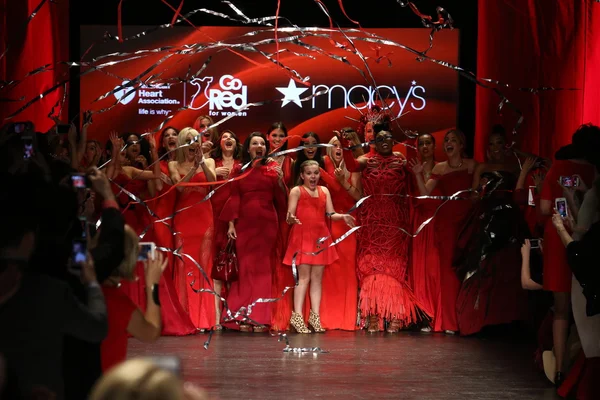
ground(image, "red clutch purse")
xmin=211 ymin=239 xmax=239 ymax=282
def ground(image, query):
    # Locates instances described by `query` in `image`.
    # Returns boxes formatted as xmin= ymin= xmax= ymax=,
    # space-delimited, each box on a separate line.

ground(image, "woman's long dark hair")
xmin=292 ymin=132 xmax=324 ymax=185
xmin=120 ymin=132 xmax=152 ymax=167
xmin=267 ymin=121 xmax=288 ymax=152
xmin=242 ymin=132 xmax=270 ymax=165
xmin=157 ymin=126 xmax=179 ymax=158
xmin=212 ymin=130 xmax=242 ymax=161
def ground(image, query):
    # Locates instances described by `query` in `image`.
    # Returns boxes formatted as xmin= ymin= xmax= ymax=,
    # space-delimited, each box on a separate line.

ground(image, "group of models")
xmin=78 ymin=108 xmax=588 ymax=339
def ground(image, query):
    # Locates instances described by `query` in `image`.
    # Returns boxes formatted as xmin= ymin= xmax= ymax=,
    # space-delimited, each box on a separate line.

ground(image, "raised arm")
xmin=324 ymin=187 xmax=356 ymax=226
xmin=408 ymin=158 xmax=441 ymax=196
xmin=286 ymin=187 xmax=302 ymax=225
xmin=168 ymin=159 xmax=198 ymax=192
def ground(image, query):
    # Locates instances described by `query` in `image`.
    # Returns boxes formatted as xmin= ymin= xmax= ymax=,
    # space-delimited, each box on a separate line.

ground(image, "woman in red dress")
xmin=409 ymin=133 xmax=443 ymax=332
xmin=210 ymin=130 xmax=242 ymax=329
xmin=343 ymin=130 xmax=427 ymax=333
xmin=291 ymin=132 xmax=325 ymax=186
xmin=168 ymin=127 xmax=217 ymax=331
xmin=410 ymin=129 xmax=477 ymax=334
xmin=318 ymin=135 xmax=362 ymax=330
xmin=144 ymin=126 xmax=196 ymax=336
xmin=539 ymin=125 xmax=598 ymax=386
xmin=267 ymin=122 xmax=294 ymax=188
xmin=106 ymin=133 xmax=161 ymax=308
xmin=284 ymin=160 xmax=355 ymax=333
xmin=266 ymin=122 xmax=296 ymax=332
xmin=100 ymin=227 xmax=167 ymax=371
xmin=222 ymin=132 xmax=288 ymax=331
xmin=193 ymin=115 xmax=219 ymax=157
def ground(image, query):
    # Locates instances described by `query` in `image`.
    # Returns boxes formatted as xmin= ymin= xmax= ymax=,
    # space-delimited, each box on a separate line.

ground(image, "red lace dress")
xmin=318 ymin=156 xmax=358 ymax=330
xmin=219 ymin=162 xmax=287 ymax=328
xmin=111 ymin=173 xmax=151 ymax=308
xmin=409 ymin=168 xmax=443 ymax=332
xmin=283 ymin=186 xmax=338 ymax=266
xmin=429 ymin=169 xmax=473 ymax=332
xmin=172 ymin=171 xmax=215 ymax=330
xmin=357 ymin=154 xmax=426 ymax=327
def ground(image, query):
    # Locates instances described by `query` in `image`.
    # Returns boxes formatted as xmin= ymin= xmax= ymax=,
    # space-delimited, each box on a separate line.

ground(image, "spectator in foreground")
xmin=90 ymin=358 xmax=208 ymax=400
xmin=0 ymin=176 xmax=107 ymax=399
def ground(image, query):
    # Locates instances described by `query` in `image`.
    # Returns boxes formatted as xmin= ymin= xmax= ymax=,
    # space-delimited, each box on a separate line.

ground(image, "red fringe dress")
xmin=357 ymin=153 xmax=428 ymax=327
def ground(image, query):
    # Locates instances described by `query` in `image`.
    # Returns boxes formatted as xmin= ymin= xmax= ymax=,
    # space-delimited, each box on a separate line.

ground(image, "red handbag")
xmin=211 ymin=239 xmax=239 ymax=282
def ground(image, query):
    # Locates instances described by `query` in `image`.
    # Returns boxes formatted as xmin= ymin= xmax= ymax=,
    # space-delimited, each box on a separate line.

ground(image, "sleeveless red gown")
xmin=410 ymin=169 xmax=443 ymax=332
xmin=357 ymin=154 xmax=427 ymax=327
xmin=220 ymin=163 xmax=287 ymax=328
xmin=172 ymin=171 xmax=216 ymax=330
xmin=319 ymin=157 xmax=358 ymax=330
xmin=430 ymin=170 xmax=473 ymax=332
xmin=283 ymin=186 xmax=338 ymax=266
xmin=111 ymin=173 xmax=151 ymax=309
xmin=144 ymin=161 xmax=196 ymax=336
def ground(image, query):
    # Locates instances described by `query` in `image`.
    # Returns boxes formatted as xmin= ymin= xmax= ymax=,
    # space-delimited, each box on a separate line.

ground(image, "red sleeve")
xmin=343 ymin=148 xmax=360 ymax=172
xmin=540 ymin=162 xmax=559 ymax=201
xmin=219 ymin=165 xmax=242 ymax=222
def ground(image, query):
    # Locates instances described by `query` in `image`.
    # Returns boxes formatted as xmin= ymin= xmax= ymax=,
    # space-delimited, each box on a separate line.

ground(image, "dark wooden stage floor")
xmin=129 ymin=330 xmax=560 ymax=399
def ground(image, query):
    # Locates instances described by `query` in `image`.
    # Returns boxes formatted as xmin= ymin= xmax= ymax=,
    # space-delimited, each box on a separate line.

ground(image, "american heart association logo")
xmin=113 ymin=81 xmax=136 ymax=105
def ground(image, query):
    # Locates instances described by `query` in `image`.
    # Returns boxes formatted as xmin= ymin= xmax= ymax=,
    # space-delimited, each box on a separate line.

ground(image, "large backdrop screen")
xmin=80 ymin=26 xmax=459 ymax=146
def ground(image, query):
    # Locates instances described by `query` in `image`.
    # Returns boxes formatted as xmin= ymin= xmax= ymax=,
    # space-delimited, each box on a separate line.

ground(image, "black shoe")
xmin=554 ymin=372 xmax=564 ymax=388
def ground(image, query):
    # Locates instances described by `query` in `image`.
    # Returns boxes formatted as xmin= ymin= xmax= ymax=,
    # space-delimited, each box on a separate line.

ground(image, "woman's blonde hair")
xmin=326 ymin=136 xmax=350 ymax=181
xmin=113 ymin=225 xmax=139 ymax=280
xmin=89 ymin=358 xmax=187 ymax=400
xmin=175 ymin=127 xmax=200 ymax=164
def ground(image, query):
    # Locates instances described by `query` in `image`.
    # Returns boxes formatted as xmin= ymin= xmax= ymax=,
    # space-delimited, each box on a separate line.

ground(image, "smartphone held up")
xmin=138 ymin=242 xmax=156 ymax=261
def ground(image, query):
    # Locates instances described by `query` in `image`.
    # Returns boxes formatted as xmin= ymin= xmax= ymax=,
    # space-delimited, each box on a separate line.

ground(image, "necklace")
xmin=448 ymin=159 xmax=463 ymax=169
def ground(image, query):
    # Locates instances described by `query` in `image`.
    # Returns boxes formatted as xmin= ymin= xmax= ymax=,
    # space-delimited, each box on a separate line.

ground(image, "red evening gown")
xmin=145 ymin=161 xmax=196 ymax=336
xmin=211 ymin=158 xmax=242 ymax=275
xmin=409 ymin=169 xmax=443 ymax=332
xmin=172 ymin=171 xmax=216 ymax=330
xmin=220 ymin=162 xmax=287 ymax=328
xmin=540 ymin=160 xmax=596 ymax=293
xmin=357 ymin=153 xmax=428 ymax=327
xmin=111 ymin=173 xmax=151 ymax=309
xmin=430 ymin=169 xmax=473 ymax=332
xmin=283 ymin=186 xmax=338 ymax=266
xmin=319 ymin=157 xmax=358 ymax=330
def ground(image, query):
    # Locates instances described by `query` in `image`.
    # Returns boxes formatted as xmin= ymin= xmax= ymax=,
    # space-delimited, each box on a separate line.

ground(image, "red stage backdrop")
xmin=475 ymin=0 xmax=600 ymax=161
xmin=80 ymin=26 xmax=459 ymax=155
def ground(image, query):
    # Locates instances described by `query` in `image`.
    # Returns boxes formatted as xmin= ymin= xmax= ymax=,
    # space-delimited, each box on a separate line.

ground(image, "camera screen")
xmin=72 ymin=240 xmax=87 ymax=264
xmin=71 ymin=174 xmax=87 ymax=189
xmin=560 ymin=176 xmax=573 ymax=187
xmin=22 ymin=138 xmax=34 ymax=160
xmin=556 ymin=200 xmax=568 ymax=218
xmin=138 ymin=243 xmax=155 ymax=261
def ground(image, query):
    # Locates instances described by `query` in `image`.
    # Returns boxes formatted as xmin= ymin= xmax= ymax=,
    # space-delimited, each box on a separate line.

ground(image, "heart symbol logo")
xmin=114 ymin=81 xmax=136 ymax=105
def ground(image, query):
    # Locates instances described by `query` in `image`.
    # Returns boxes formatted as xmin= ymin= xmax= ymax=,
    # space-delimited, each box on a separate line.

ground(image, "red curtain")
xmin=0 ymin=0 xmax=70 ymax=132
xmin=475 ymin=0 xmax=600 ymax=161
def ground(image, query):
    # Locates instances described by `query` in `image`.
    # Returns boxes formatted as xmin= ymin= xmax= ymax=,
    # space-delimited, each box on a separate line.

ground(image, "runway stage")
xmin=129 ymin=330 xmax=560 ymax=399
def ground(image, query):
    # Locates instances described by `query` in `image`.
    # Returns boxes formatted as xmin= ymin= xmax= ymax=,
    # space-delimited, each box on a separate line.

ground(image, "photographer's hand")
xmin=88 ymin=167 xmax=116 ymax=203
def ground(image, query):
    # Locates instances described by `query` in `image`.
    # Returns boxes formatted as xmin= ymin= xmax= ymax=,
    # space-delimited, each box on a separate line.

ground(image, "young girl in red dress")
xmin=283 ymin=160 xmax=356 ymax=333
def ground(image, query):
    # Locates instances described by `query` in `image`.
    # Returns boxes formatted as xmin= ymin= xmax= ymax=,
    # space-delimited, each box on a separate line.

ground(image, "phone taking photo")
xmin=530 ymin=238 xmax=541 ymax=249
xmin=147 ymin=356 xmax=181 ymax=377
xmin=22 ymin=136 xmax=34 ymax=160
xmin=72 ymin=239 xmax=87 ymax=266
xmin=71 ymin=173 xmax=90 ymax=189
xmin=528 ymin=186 xmax=536 ymax=206
xmin=559 ymin=175 xmax=579 ymax=188
xmin=138 ymin=242 xmax=156 ymax=261
xmin=555 ymin=197 xmax=568 ymax=218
